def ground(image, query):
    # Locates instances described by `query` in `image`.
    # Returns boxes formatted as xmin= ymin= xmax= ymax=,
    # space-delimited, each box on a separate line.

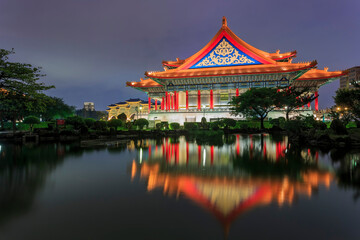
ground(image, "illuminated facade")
xmin=106 ymin=98 xmax=156 ymax=120
xmin=127 ymin=17 xmax=346 ymax=123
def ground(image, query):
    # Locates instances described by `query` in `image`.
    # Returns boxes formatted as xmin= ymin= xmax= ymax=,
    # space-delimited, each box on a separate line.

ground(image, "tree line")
xmin=0 ymin=49 xmax=74 ymax=132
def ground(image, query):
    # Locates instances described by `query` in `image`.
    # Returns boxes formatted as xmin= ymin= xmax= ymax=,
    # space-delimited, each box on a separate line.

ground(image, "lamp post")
xmin=139 ymin=106 xmax=143 ymax=118
xmin=135 ymin=106 xmax=139 ymax=119
xmin=202 ymin=104 xmax=206 ymax=118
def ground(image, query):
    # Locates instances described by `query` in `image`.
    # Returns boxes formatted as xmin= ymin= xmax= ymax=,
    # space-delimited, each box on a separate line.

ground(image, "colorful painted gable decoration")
xmin=190 ymin=37 xmax=261 ymax=69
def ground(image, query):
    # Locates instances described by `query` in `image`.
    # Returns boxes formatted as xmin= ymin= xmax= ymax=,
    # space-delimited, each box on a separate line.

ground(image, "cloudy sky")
xmin=1 ymin=0 xmax=359 ymax=110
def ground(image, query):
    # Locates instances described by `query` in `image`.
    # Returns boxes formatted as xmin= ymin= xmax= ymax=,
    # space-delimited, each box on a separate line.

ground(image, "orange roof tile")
xmin=146 ymin=61 xmax=317 ymax=79
xmin=297 ymin=68 xmax=347 ymax=80
xmin=126 ymin=78 xmax=163 ymax=88
xmin=268 ymin=50 xmax=297 ymax=61
xmin=175 ymin=17 xmax=276 ymax=70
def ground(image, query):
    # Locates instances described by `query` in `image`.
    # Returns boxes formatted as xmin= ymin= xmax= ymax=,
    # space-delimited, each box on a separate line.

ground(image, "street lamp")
xmin=135 ymin=106 xmax=139 ymax=119
xmin=139 ymin=106 xmax=143 ymax=118
xmin=202 ymin=104 xmax=206 ymax=118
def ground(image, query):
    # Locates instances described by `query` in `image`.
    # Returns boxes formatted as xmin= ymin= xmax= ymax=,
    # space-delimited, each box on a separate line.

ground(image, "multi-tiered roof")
xmin=127 ymin=17 xmax=346 ymax=91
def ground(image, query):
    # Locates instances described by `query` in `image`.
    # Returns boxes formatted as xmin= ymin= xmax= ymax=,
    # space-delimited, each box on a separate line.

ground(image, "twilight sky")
xmin=1 ymin=0 xmax=359 ymax=110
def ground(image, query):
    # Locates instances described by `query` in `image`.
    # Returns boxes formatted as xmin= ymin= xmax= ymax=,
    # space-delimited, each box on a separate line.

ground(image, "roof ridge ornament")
xmin=222 ymin=16 xmax=227 ymax=28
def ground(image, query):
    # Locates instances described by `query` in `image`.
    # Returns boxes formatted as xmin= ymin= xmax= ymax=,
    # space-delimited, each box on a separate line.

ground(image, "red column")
xmin=186 ymin=91 xmax=189 ymax=110
xmin=165 ymin=92 xmax=168 ymax=110
xmin=197 ymin=90 xmax=201 ymax=110
xmin=236 ymin=88 xmax=239 ymax=97
xmin=167 ymin=92 xmax=170 ymax=110
xmin=315 ymin=91 xmax=319 ymax=111
xmin=155 ymin=99 xmax=157 ymax=110
xmin=177 ymin=92 xmax=179 ymax=111
xmin=169 ymin=93 xmax=171 ymax=110
xmin=161 ymin=97 xmax=164 ymax=110
xmin=148 ymin=97 xmax=151 ymax=113
xmin=210 ymin=89 xmax=213 ymax=109
xmin=174 ymin=91 xmax=177 ymax=110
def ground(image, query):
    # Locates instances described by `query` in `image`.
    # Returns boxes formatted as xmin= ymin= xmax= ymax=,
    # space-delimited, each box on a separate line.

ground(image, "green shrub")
xmin=269 ymin=117 xmax=285 ymax=129
xmin=240 ymin=124 xmax=249 ymax=129
xmin=316 ymin=121 xmax=327 ymax=130
xmin=125 ymin=121 xmax=133 ymax=130
xmin=184 ymin=122 xmax=198 ymax=130
xmin=169 ymin=122 xmax=180 ymax=130
xmin=23 ymin=116 xmax=40 ymax=132
xmin=283 ymin=119 xmax=307 ymax=134
xmin=108 ymin=119 xmax=123 ymax=129
xmin=94 ymin=120 xmax=107 ymax=130
xmin=236 ymin=120 xmax=261 ymax=129
xmin=222 ymin=118 xmax=236 ymax=128
xmin=330 ymin=119 xmax=347 ymax=135
xmin=66 ymin=116 xmax=85 ymax=129
xmin=117 ymin=113 xmax=127 ymax=123
xmin=161 ymin=122 xmax=169 ymax=129
xmin=109 ymin=127 xmax=116 ymax=135
xmin=84 ymin=118 xmax=96 ymax=128
xmin=210 ymin=121 xmax=221 ymax=130
xmin=60 ymin=129 xmax=76 ymax=136
xmin=134 ymin=118 xmax=149 ymax=130
xmin=155 ymin=122 xmax=169 ymax=130
xmin=199 ymin=117 xmax=209 ymax=129
xmin=80 ymin=126 xmax=89 ymax=135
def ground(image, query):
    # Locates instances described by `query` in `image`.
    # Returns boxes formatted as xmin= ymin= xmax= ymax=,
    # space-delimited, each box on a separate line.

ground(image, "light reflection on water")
xmin=0 ymin=134 xmax=359 ymax=239
xmin=129 ymin=135 xmax=333 ymax=235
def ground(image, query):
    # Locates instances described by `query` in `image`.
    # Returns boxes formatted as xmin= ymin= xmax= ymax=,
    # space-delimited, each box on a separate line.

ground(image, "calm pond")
xmin=0 ymin=134 xmax=359 ymax=240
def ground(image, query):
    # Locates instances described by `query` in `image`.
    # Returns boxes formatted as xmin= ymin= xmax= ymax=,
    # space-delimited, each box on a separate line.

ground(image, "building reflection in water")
xmin=129 ymin=134 xmax=331 ymax=235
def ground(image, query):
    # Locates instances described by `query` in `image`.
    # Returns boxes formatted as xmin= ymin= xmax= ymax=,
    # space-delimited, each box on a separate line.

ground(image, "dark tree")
xmin=117 ymin=113 xmax=127 ymax=123
xmin=230 ymin=88 xmax=281 ymax=129
xmin=334 ymin=82 xmax=360 ymax=121
xmin=277 ymin=87 xmax=318 ymax=121
xmin=134 ymin=118 xmax=149 ymax=130
xmin=27 ymin=97 xmax=75 ymax=121
xmin=0 ymin=49 xmax=54 ymax=132
xmin=23 ymin=116 xmax=40 ymax=133
xmin=108 ymin=119 xmax=123 ymax=130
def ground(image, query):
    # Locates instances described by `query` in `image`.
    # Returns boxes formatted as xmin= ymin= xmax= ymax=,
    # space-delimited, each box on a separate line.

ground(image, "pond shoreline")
xmin=1 ymin=128 xmax=360 ymax=149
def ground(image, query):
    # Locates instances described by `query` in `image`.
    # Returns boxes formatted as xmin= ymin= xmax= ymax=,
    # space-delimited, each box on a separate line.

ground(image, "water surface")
xmin=0 ymin=134 xmax=359 ymax=240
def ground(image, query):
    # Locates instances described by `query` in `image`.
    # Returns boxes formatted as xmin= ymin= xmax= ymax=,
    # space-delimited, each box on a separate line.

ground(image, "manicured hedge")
xmin=184 ymin=122 xmax=198 ymax=130
xmin=170 ymin=122 xmax=180 ymax=130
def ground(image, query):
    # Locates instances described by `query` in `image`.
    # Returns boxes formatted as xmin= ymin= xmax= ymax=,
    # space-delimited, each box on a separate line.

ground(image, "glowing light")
xmin=131 ymin=82 xmax=135 ymax=85
xmin=139 ymin=148 xmax=143 ymax=163
xmin=203 ymin=148 xmax=206 ymax=166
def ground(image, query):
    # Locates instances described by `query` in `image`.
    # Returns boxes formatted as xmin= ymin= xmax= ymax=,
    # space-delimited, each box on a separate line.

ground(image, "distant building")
xmin=340 ymin=66 xmax=360 ymax=89
xmin=106 ymin=98 xmax=157 ymax=120
xmin=83 ymin=102 xmax=95 ymax=111
xmin=76 ymin=102 xmax=106 ymax=120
